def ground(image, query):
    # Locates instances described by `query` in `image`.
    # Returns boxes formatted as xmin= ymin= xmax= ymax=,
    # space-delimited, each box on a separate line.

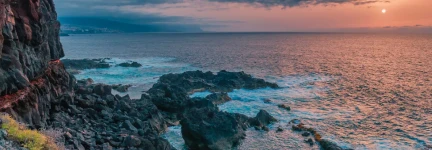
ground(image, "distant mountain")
xmin=59 ymin=17 xmax=203 ymax=34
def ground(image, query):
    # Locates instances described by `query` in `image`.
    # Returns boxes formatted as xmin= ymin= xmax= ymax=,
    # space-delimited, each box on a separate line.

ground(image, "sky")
xmin=54 ymin=0 xmax=432 ymax=32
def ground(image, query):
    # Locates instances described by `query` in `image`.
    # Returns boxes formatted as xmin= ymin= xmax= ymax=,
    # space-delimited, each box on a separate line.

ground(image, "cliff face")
xmin=0 ymin=0 xmax=73 ymax=128
xmin=0 ymin=0 xmax=63 ymax=96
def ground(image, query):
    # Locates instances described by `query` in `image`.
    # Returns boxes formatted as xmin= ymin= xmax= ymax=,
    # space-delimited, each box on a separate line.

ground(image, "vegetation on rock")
xmin=0 ymin=114 xmax=59 ymax=150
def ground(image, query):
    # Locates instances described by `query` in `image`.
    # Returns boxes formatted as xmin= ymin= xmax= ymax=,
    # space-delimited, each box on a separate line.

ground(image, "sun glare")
xmin=382 ymin=9 xmax=386 ymax=14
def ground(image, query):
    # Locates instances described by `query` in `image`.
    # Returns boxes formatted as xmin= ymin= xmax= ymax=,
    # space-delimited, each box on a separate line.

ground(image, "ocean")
xmin=61 ymin=33 xmax=432 ymax=150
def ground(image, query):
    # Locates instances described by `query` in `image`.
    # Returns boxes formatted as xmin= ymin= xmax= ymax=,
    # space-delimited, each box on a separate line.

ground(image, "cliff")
xmin=0 ymin=0 xmax=72 ymax=128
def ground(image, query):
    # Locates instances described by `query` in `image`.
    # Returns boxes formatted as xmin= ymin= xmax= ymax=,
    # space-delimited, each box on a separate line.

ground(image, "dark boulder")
xmin=205 ymin=92 xmax=232 ymax=105
xmin=302 ymin=132 xmax=311 ymax=137
xmin=150 ymin=70 xmax=279 ymax=94
xmin=62 ymin=58 xmax=110 ymax=70
xmin=112 ymin=84 xmax=132 ymax=92
xmin=278 ymin=104 xmax=291 ymax=111
xmin=249 ymin=110 xmax=277 ymax=127
xmin=93 ymin=84 xmax=112 ymax=96
xmin=149 ymin=83 xmax=190 ymax=113
xmin=181 ymin=108 xmax=246 ymax=150
xmin=305 ymin=138 xmax=314 ymax=146
xmin=149 ymin=70 xmax=278 ymax=114
xmin=117 ymin=61 xmax=142 ymax=68
xmin=319 ymin=139 xmax=344 ymax=150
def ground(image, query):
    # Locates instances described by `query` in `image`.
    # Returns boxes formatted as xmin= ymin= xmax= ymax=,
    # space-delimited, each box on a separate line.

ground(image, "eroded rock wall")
xmin=0 ymin=0 xmax=63 ymax=96
xmin=0 ymin=0 xmax=71 ymax=128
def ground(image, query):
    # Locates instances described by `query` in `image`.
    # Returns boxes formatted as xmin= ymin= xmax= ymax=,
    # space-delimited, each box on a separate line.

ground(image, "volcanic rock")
xmin=250 ymin=110 xmax=277 ymax=127
xmin=205 ymin=92 xmax=232 ymax=105
xmin=62 ymin=59 xmax=110 ymax=70
xmin=112 ymin=84 xmax=132 ymax=93
xmin=278 ymin=104 xmax=291 ymax=111
xmin=117 ymin=61 xmax=142 ymax=68
xmin=180 ymin=108 xmax=247 ymax=150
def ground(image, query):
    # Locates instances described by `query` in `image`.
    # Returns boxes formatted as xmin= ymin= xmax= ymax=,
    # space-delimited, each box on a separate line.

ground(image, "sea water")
xmin=61 ymin=33 xmax=432 ymax=149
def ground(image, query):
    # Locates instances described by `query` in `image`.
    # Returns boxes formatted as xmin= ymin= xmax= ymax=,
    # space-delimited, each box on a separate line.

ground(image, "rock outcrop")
xmin=0 ymin=61 xmax=74 ymax=129
xmin=181 ymin=108 xmax=247 ymax=150
xmin=249 ymin=110 xmax=277 ymax=128
xmin=62 ymin=58 xmax=110 ymax=70
xmin=0 ymin=0 xmax=63 ymax=96
xmin=48 ymin=80 xmax=174 ymax=149
xmin=149 ymin=70 xmax=279 ymax=113
xmin=205 ymin=92 xmax=231 ymax=105
xmin=117 ymin=61 xmax=142 ymax=68
xmin=148 ymin=71 xmax=279 ymax=149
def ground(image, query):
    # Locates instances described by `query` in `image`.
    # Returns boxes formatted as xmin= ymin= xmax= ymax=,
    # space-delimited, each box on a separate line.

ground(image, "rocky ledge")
xmin=61 ymin=58 xmax=143 ymax=75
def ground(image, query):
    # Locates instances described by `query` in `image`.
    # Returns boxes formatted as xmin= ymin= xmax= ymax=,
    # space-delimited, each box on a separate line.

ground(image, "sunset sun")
xmin=382 ymin=9 xmax=387 ymax=14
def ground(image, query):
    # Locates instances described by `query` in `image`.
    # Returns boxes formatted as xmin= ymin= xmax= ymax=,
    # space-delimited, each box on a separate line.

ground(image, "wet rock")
xmin=278 ymin=104 xmax=291 ymax=111
xmin=205 ymin=92 xmax=232 ymax=105
xmin=263 ymin=126 xmax=270 ymax=132
xmin=93 ymin=84 xmax=112 ymax=96
xmin=292 ymin=123 xmax=323 ymax=143
xmin=254 ymin=126 xmax=261 ymax=130
xmin=112 ymin=84 xmax=132 ymax=92
xmin=117 ymin=61 xmax=142 ymax=68
xmin=149 ymin=70 xmax=278 ymax=119
xmin=250 ymin=110 xmax=277 ymax=127
xmin=305 ymin=138 xmax=314 ymax=146
xmin=289 ymin=119 xmax=302 ymax=125
xmin=276 ymin=126 xmax=284 ymax=132
xmin=319 ymin=139 xmax=344 ymax=150
xmin=181 ymin=108 xmax=246 ymax=150
xmin=302 ymin=132 xmax=311 ymax=137
xmin=62 ymin=58 xmax=110 ymax=70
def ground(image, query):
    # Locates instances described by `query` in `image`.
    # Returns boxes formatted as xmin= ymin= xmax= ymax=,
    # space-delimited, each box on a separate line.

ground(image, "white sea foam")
xmin=74 ymin=57 xmax=198 ymax=99
xmin=165 ymin=74 xmax=342 ymax=149
xmin=162 ymin=126 xmax=186 ymax=150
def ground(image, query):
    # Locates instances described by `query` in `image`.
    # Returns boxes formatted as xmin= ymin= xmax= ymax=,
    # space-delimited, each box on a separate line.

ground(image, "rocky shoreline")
xmin=55 ymin=69 xmax=281 ymax=149
xmin=44 ymin=60 xmax=347 ymax=149
xmin=0 ymin=0 xmax=348 ymax=149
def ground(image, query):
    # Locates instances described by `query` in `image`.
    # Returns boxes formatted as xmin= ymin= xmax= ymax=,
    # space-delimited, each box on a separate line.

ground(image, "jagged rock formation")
xmin=148 ymin=71 xmax=280 ymax=149
xmin=47 ymin=79 xmax=174 ymax=149
xmin=0 ymin=0 xmax=63 ymax=96
xmin=0 ymin=60 xmax=74 ymax=128
xmin=0 ymin=0 xmax=73 ymax=129
xmin=149 ymin=70 xmax=279 ymax=113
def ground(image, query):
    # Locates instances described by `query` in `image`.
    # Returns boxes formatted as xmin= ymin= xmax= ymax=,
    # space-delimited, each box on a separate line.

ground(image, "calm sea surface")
xmin=61 ymin=33 xmax=432 ymax=150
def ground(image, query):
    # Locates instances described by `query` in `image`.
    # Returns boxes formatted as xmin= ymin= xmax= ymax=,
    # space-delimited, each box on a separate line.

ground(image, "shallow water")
xmin=62 ymin=33 xmax=432 ymax=149
xmin=73 ymin=57 xmax=198 ymax=99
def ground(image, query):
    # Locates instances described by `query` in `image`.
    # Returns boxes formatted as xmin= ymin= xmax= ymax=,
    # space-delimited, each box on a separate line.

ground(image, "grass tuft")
xmin=0 ymin=114 xmax=59 ymax=150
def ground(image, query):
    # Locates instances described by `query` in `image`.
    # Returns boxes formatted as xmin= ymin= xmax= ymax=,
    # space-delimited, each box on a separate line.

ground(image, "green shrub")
xmin=0 ymin=114 xmax=59 ymax=150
